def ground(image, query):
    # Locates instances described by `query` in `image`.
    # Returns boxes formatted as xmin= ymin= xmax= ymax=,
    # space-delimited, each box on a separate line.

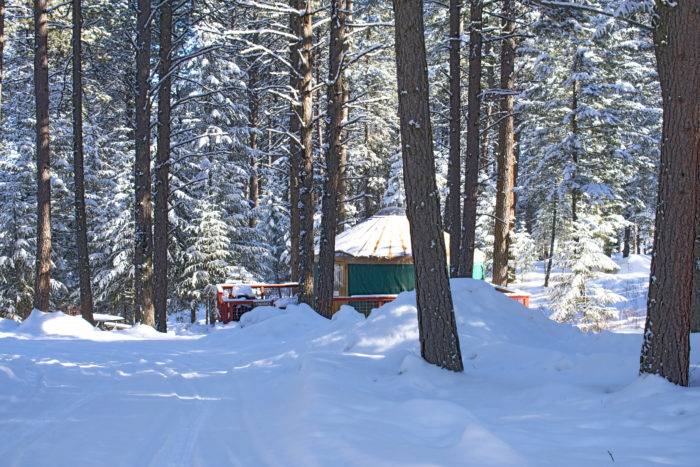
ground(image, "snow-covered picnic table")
xmin=93 ymin=313 xmax=130 ymax=330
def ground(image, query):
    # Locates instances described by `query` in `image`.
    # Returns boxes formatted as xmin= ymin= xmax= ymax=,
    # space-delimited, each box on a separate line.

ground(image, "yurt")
xmin=326 ymin=207 xmax=485 ymax=296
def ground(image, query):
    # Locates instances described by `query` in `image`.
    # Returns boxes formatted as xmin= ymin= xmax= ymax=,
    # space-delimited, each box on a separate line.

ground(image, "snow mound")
xmin=239 ymin=305 xmax=284 ymax=328
xmin=352 ymin=279 xmax=583 ymax=357
xmin=19 ymin=310 xmax=96 ymax=338
xmin=616 ymin=253 xmax=651 ymax=276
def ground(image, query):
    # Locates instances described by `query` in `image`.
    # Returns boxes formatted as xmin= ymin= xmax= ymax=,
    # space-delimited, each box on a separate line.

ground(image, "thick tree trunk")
xmin=492 ymin=0 xmax=516 ymax=286
xmin=446 ymin=0 xmax=462 ymax=277
xmin=639 ymin=0 xmax=699 ymax=386
xmin=72 ymin=0 xmax=94 ymax=324
xmin=544 ymin=201 xmax=557 ymax=288
xmin=458 ymin=0 xmax=483 ymax=278
xmin=315 ymin=0 xmax=348 ymax=318
xmin=297 ymin=1 xmax=315 ymax=305
xmin=154 ymin=0 xmax=172 ymax=333
xmin=134 ymin=0 xmax=155 ymax=326
xmin=248 ymin=54 xmax=260 ymax=229
xmin=33 ymin=0 xmax=51 ymax=312
xmin=288 ymin=6 xmax=301 ymax=282
xmin=392 ymin=0 xmax=463 ymax=372
xmin=692 ymin=214 xmax=700 ymax=333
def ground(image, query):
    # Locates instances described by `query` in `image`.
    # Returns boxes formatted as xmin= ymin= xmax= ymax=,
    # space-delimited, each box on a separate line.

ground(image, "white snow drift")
xmin=0 ymin=279 xmax=698 ymax=466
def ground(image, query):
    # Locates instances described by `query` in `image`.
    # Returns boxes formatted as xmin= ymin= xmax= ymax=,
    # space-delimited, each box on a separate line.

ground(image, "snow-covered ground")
xmin=511 ymin=254 xmax=651 ymax=333
xmin=2 ymin=277 xmax=699 ymax=466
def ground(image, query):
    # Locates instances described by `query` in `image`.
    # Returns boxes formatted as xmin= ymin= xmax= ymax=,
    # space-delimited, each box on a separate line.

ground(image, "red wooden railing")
xmin=215 ymin=282 xmax=531 ymax=324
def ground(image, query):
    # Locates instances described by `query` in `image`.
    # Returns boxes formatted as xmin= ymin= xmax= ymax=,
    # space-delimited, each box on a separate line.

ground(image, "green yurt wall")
xmin=347 ymin=261 xmax=485 ymax=296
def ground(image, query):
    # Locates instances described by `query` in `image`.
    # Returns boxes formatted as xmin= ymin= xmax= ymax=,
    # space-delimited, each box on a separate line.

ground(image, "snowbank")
xmin=19 ymin=309 xmax=97 ymax=338
xmin=1 ymin=278 xmax=698 ymax=466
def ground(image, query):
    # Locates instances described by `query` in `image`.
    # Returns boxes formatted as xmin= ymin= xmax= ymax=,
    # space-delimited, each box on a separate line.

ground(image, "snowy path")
xmin=1 ymin=280 xmax=699 ymax=466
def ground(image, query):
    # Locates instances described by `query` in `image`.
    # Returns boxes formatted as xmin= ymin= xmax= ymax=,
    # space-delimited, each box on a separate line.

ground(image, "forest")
xmin=0 ymin=0 xmax=699 ymax=464
xmin=0 ymin=0 xmax=699 ymax=377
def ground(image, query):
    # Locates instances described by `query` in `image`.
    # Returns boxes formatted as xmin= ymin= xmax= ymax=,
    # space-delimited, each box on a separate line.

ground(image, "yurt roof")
xmin=326 ymin=207 xmax=484 ymax=262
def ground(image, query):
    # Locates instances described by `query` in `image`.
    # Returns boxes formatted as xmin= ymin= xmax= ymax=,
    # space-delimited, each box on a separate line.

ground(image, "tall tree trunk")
xmin=288 ymin=6 xmax=301 ymax=282
xmin=458 ymin=0 xmax=483 ymax=278
xmin=297 ymin=1 xmax=315 ymax=305
xmin=639 ymin=0 xmax=699 ymax=386
xmin=33 ymin=0 xmax=51 ymax=312
xmin=72 ymin=0 xmax=94 ymax=324
xmin=692 ymin=212 xmax=700 ymax=332
xmin=544 ymin=201 xmax=557 ymax=288
xmin=248 ymin=53 xmax=260 ymax=229
xmin=480 ymin=39 xmax=495 ymax=176
xmin=0 ymin=0 xmax=5 ymax=124
xmin=315 ymin=0 xmax=348 ymax=317
xmin=336 ymin=0 xmax=352 ymax=233
xmin=134 ymin=0 xmax=155 ymax=326
xmin=491 ymin=0 xmax=516 ymax=286
xmin=446 ymin=0 xmax=462 ymax=277
xmin=392 ymin=0 xmax=463 ymax=372
xmin=154 ymin=0 xmax=172 ymax=333
xmin=570 ymin=57 xmax=580 ymax=224
xmin=622 ymin=225 xmax=631 ymax=258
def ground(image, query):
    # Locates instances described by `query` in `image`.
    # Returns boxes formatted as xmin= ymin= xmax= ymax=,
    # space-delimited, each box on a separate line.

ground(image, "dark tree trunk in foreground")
xmin=446 ymin=0 xmax=462 ymax=277
xmin=392 ymin=0 xmax=463 ymax=372
xmin=693 ymin=213 xmax=700 ymax=332
xmin=297 ymin=1 xmax=315 ymax=305
xmin=640 ymin=0 xmax=699 ymax=386
xmin=458 ymin=0 xmax=483 ymax=278
xmin=492 ymin=0 xmax=516 ymax=286
xmin=623 ymin=225 xmax=631 ymax=258
xmin=288 ymin=5 xmax=301 ymax=282
xmin=33 ymin=0 xmax=51 ymax=312
xmin=134 ymin=0 xmax=155 ymax=326
xmin=154 ymin=0 xmax=172 ymax=333
xmin=316 ymin=0 xmax=348 ymax=317
xmin=544 ymin=201 xmax=557 ymax=288
xmin=72 ymin=0 xmax=94 ymax=324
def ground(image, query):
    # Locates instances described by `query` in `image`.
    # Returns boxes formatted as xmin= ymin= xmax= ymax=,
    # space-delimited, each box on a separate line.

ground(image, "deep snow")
xmin=1 ymin=279 xmax=699 ymax=466
xmin=511 ymin=254 xmax=651 ymax=332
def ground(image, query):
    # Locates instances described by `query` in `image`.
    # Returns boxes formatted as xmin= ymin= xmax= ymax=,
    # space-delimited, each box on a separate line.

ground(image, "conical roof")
xmin=331 ymin=207 xmax=467 ymax=260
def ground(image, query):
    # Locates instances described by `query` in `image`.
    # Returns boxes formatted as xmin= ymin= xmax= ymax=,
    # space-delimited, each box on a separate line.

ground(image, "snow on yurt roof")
xmin=330 ymin=207 xmax=475 ymax=261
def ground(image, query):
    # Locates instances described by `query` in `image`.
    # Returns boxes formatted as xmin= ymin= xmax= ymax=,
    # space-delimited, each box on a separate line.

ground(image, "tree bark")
xmin=0 ymin=0 xmax=5 ymax=124
xmin=446 ymin=0 xmax=462 ymax=277
xmin=288 ymin=5 xmax=301 ymax=282
xmin=247 ymin=51 xmax=260 ymax=229
xmin=692 ymin=211 xmax=700 ymax=333
xmin=570 ymin=56 xmax=580 ymax=224
xmin=544 ymin=201 xmax=557 ymax=288
xmin=623 ymin=225 xmax=631 ymax=258
xmin=639 ymin=0 xmax=699 ymax=386
xmin=458 ymin=0 xmax=483 ymax=278
xmin=336 ymin=0 xmax=352 ymax=234
xmin=392 ymin=0 xmax=463 ymax=372
xmin=134 ymin=0 xmax=155 ymax=326
xmin=154 ymin=0 xmax=172 ymax=333
xmin=492 ymin=0 xmax=516 ymax=286
xmin=297 ymin=0 xmax=315 ymax=305
xmin=72 ymin=0 xmax=94 ymax=324
xmin=315 ymin=0 xmax=348 ymax=318
xmin=33 ymin=0 xmax=51 ymax=312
